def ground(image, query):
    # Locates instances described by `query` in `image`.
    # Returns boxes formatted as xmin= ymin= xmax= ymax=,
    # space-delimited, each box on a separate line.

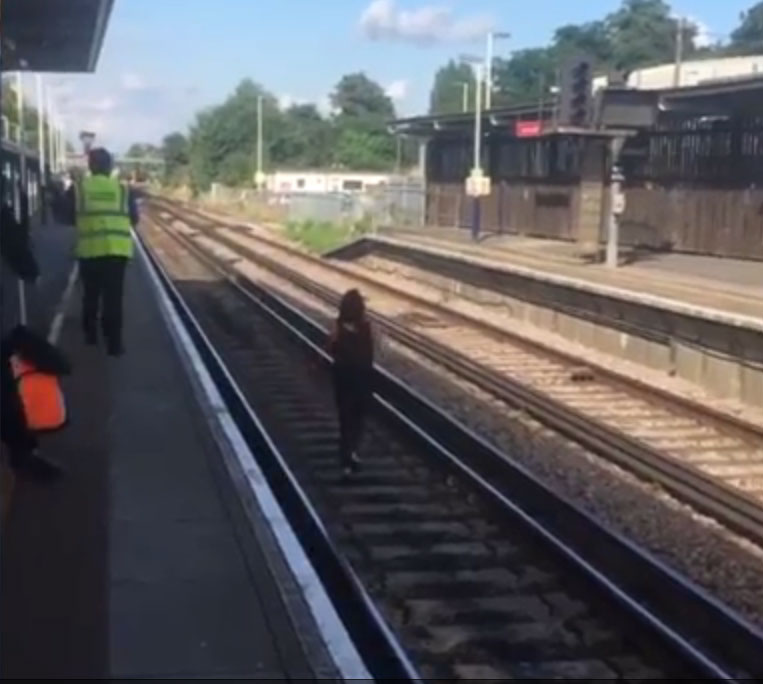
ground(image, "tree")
xmin=329 ymin=73 xmax=397 ymax=170
xmin=271 ymin=104 xmax=333 ymax=168
xmin=553 ymin=22 xmax=613 ymax=63
xmin=161 ymin=132 xmax=189 ymax=185
xmin=188 ymin=79 xmax=282 ymax=189
xmin=429 ymin=60 xmax=476 ymax=115
xmin=493 ymin=48 xmax=558 ymax=106
xmin=125 ymin=142 xmax=160 ymax=159
xmin=330 ymin=72 xmax=395 ymax=121
xmin=729 ymin=2 xmax=763 ymax=55
xmin=606 ymin=0 xmax=696 ymax=72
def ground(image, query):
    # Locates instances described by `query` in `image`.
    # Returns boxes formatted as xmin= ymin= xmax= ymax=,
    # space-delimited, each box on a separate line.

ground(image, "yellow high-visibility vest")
xmin=75 ymin=175 xmax=133 ymax=259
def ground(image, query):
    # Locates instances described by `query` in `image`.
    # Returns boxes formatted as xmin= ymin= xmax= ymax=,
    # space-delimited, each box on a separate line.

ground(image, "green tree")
xmin=429 ymin=60 xmax=476 ymax=115
xmin=329 ymin=73 xmax=397 ymax=170
xmin=330 ymin=72 xmax=395 ymax=121
xmin=188 ymin=79 xmax=282 ymax=189
xmin=553 ymin=22 xmax=613 ymax=63
xmin=271 ymin=104 xmax=333 ymax=168
xmin=161 ymin=132 xmax=190 ymax=185
xmin=606 ymin=0 xmax=696 ymax=72
xmin=493 ymin=48 xmax=558 ymax=106
xmin=729 ymin=2 xmax=763 ymax=55
xmin=125 ymin=142 xmax=160 ymax=159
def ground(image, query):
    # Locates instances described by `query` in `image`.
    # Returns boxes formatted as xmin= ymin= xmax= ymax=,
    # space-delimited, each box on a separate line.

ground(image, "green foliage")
xmin=174 ymin=71 xmax=399 ymax=190
xmin=283 ymin=217 xmax=371 ymax=253
xmin=161 ymin=132 xmax=190 ymax=186
xmin=729 ymin=2 xmax=763 ymax=54
xmin=438 ymin=0 xmax=754 ymax=109
xmin=429 ymin=60 xmax=476 ymax=115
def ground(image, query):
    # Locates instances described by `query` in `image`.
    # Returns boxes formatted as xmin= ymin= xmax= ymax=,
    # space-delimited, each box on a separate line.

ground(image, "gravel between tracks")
xmin=151 ymin=215 xmax=763 ymax=629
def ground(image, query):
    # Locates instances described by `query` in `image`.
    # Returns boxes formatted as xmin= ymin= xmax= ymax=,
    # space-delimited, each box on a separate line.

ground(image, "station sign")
xmin=515 ymin=120 xmax=542 ymax=138
xmin=465 ymin=168 xmax=491 ymax=197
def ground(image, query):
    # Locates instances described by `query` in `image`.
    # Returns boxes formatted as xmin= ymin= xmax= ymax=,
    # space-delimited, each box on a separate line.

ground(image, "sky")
xmin=37 ymin=0 xmax=758 ymax=153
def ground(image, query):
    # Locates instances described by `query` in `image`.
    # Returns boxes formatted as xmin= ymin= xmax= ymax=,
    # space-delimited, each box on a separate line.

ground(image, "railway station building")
xmin=390 ymin=76 xmax=763 ymax=261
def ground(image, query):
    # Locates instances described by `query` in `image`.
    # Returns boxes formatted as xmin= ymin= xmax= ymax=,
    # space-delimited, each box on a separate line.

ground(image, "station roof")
xmin=659 ymin=75 xmax=763 ymax=115
xmin=390 ymin=100 xmax=555 ymax=137
xmin=390 ymin=75 xmax=763 ymax=138
xmin=2 ymin=0 xmax=114 ymax=73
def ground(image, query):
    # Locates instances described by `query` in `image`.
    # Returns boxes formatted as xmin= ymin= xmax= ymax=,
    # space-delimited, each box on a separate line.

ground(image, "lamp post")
xmin=255 ymin=94 xmax=265 ymax=190
xmin=460 ymin=54 xmax=488 ymax=241
xmin=485 ymin=31 xmax=510 ymax=110
xmin=458 ymin=81 xmax=469 ymax=112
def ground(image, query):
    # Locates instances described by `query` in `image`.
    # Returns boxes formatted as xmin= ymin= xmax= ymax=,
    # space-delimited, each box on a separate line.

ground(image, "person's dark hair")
xmin=88 ymin=147 xmax=113 ymax=175
xmin=338 ymin=289 xmax=365 ymax=325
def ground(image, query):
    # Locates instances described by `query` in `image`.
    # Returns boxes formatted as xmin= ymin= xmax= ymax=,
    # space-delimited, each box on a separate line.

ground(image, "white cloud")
xmin=359 ymin=0 xmax=493 ymax=44
xmin=385 ymin=79 xmax=409 ymax=101
xmin=86 ymin=96 xmax=118 ymax=113
xmin=120 ymin=72 xmax=146 ymax=91
xmin=689 ymin=17 xmax=713 ymax=48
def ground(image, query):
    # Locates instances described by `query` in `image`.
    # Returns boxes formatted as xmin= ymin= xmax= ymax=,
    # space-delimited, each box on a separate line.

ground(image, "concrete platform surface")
xmin=1 ymin=237 xmax=331 ymax=678
xmin=377 ymin=229 xmax=763 ymax=324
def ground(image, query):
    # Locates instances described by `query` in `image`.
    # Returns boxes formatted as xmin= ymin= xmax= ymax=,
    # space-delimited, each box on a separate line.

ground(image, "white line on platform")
xmin=47 ymin=262 xmax=79 ymax=344
xmin=135 ymin=231 xmax=372 ymax=681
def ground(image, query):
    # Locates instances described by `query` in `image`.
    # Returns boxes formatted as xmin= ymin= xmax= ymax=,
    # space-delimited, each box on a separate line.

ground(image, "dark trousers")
xmin=79 ymin=257 xmax=128 ymax=346
xmin=335 ymin=383 xmax=370 ymax=466
xmin=0 ymin=351 xmax=37 ymax=465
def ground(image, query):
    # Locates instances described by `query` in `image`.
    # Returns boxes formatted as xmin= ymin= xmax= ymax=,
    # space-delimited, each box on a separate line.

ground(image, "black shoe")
xmin=13 ymin=453 xmax=64 ymax=482
xmin=85 ymin=331 xmax=98 ymax=346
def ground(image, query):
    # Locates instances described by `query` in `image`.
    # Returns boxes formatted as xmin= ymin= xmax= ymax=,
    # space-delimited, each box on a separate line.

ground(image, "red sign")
xmin=515 ymin=120 xmax=542 ymax=137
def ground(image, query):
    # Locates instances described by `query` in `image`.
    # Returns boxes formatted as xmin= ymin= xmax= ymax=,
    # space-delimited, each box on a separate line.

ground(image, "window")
xmin=342 ymin=179 xmax=363 ymax=191
xmin=297 ymin=178 xmax=305 ymax=188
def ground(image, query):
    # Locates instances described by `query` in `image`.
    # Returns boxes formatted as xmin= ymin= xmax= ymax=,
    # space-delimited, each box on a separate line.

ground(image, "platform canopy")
xmin=2 ymin=0 xmax=114 ymax=73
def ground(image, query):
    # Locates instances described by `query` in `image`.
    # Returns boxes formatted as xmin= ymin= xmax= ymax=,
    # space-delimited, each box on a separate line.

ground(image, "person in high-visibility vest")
xmin=70 ymin=148 xmax=139 ymax=356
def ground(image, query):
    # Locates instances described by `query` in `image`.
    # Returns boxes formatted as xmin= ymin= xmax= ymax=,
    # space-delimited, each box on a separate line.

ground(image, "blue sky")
xmin=46 ymin=0 xmax=755 ymax=152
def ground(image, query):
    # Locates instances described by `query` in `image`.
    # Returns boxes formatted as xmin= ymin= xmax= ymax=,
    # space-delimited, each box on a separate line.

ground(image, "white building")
xmin=593 ymin=55 xmax=763 ymax=91
xmin=265 ymin=169 xmax=392 ymax=194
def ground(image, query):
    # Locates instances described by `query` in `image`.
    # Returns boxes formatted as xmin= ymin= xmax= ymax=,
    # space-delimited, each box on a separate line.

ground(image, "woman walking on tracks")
xmin=327 ymin=289 xmax=374 ymax=476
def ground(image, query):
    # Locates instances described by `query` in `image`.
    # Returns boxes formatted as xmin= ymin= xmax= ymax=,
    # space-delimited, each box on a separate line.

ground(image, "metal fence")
xmin=205 ymin=177 xmax=426 ymax=228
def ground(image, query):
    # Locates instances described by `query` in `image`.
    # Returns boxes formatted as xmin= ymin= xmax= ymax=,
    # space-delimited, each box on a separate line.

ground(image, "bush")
xmin=284 ymin=217 xmax=371 ymax=253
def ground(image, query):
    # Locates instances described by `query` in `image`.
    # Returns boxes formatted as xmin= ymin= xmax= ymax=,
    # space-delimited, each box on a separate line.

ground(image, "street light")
xmin=486 ymin=31 xmax=510 ymax=110
xmin=459 ymin=54 xmax=488 ymax=240
xmin=458 ymin=81 xmax=470 ymax=112
xmin=255 ymin=94 xmax=265 ymax=190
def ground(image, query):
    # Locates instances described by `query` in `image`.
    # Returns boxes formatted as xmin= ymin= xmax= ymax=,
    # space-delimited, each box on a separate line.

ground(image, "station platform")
xmin=378 ymin=227 xmax=763 ymax=322
xmin=0 ymin=222 xmax=344 ymax=678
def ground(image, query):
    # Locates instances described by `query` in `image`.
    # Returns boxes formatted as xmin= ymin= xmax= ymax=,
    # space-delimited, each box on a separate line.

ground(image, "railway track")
xmin=146 ymin=197 xmax=763 ymax=549
xmin=138 ymin=207 xmax=763 ymax=680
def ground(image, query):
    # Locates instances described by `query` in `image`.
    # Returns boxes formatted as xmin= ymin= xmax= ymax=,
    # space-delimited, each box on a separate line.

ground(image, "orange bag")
xmin=10 ymin=356 xmax=68 ymax=432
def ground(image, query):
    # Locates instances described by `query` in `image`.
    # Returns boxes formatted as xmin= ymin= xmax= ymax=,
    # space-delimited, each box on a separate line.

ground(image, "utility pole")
xmin=673 ymin=16 xmax=684 ymax=88
xmin=485 ymin=31 xmax=510 ymax=110
xmin=46 ymin=89 xmax=57 ymax=172
xmin=36 ymin=74 xmax=47 ymax=221
xmin=15 ymin=72 xmax=27 ymax=224
xmin=472 ymin=62 xmax=484 ymax=240
xmin=255 ymin=94 xmax=264 ymax=190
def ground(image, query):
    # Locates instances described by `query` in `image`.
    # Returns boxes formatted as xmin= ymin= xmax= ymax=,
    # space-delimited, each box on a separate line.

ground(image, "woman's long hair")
xmin=338 ymin=289 xmax=366 ymax=326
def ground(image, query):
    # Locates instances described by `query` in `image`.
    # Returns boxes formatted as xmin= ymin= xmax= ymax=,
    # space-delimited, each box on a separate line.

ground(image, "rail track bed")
xmin=147 ymin=198 xmax=763 ymax=548
xmin=138 ymin=211 xmax=763 ymax=680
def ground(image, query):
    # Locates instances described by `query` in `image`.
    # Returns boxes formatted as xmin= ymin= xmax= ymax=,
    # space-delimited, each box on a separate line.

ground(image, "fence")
xmin=204 ymin=177 xmax=426 ymax=228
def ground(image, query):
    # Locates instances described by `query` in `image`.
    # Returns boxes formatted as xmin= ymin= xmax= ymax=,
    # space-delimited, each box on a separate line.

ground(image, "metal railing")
xmin=204 ymin=177 xmax=426 ymax=229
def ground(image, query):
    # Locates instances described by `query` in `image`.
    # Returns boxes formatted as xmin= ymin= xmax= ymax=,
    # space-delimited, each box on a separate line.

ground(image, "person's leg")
xmin=101 ymin=257 xmax=127 ymax=356
xmin=79 ymin=259 xmax=99 ymax=344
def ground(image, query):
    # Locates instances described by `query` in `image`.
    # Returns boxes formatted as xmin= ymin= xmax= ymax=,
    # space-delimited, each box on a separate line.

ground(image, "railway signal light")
xmin=559 ymin=56 xmax=593 ymax=128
